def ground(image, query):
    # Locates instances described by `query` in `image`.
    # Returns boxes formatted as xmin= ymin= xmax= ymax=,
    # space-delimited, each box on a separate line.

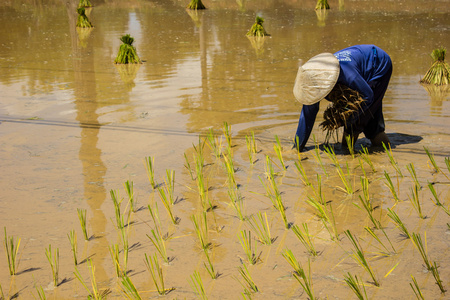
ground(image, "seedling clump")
xmin=114 ymin=34 xmax=142 ymax=64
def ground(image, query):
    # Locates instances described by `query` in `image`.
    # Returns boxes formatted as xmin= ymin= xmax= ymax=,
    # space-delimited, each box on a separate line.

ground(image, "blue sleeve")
xmin=294 ymin=102 xmax=320 ymax=151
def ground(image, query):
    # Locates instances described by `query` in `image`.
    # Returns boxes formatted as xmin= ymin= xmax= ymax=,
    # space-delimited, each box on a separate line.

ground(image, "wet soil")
xmin=0 ymin=0 xmax=449 ymax=299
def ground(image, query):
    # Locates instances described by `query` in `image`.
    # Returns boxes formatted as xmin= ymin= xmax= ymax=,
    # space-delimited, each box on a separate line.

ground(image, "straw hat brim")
xmin=293 ymin=53 xmax=340 ymax=105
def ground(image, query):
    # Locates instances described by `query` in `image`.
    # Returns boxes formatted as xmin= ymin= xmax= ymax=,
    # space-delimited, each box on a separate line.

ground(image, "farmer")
xmin=293 ymin=44 xmax=392 ymax=152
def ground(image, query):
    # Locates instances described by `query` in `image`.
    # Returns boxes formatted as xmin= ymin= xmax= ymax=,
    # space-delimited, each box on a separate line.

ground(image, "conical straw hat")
xmin=293 ymin=53 xmax=340 ymax=105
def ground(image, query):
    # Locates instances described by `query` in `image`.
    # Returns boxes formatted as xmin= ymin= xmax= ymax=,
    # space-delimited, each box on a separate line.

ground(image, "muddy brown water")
xmin=0 ymin=0 xmax=449 ymax=299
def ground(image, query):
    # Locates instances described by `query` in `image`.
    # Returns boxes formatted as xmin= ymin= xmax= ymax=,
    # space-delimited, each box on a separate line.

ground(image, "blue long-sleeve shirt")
xmin=294 ymin=45 xmax=392 ymax=150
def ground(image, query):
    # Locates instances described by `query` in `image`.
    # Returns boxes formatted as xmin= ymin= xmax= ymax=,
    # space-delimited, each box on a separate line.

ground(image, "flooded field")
xmin=0 ymin=0 xmax=449 ymax=299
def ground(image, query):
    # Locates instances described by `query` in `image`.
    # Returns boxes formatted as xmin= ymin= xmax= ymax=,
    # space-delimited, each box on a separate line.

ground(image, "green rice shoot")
xmin=246 ymin=16 xmax=270 ymax=37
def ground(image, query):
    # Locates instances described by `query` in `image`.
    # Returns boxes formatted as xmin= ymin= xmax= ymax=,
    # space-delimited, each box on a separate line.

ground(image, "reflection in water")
xmin=67 ymin=0 xmax=108 ymax=282
xmin=421 ymin=84 xmax=450 ymax=116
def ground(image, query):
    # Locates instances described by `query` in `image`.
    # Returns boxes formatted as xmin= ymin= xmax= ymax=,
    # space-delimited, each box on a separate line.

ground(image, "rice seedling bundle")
xmin=76 ymin=8 xmax=93 ymax=28
xmin=315 ymin=0 xmax=330 ymax=10
xmin=320 ymin=84 xmax=365 ymax=138
xmin=114 ymin=34 xmax=142 ymax=64
xmin=246 ymin=16 xmax=270 ymax=37
xmin=187 ymin=0 xmax=206 ymax=10
xmin=78 ymin=0 xmax=92 ymax=8
xmin=420 ymin=47 xmax=450 ymax=86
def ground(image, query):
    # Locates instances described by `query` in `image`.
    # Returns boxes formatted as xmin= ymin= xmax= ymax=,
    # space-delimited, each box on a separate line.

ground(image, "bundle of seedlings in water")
xmin=420 ymin=47 xmax=450 ymax=85
xmin=187 ymin=0 xmax=206 ymax=10
xmin=246 ymin=16 xmax=270 ymax=37
xmin=76 ymin=8 xmax=93 ymax=28
xmin=320 ymin=84 xmax=365 ymax=141
xmin=114 ymin=34 xmax=142 ymax=64
xmin=78 ymin=0 xmax=92 ymax=8
xmin=315 ymin=0 xmax=330 ymax=10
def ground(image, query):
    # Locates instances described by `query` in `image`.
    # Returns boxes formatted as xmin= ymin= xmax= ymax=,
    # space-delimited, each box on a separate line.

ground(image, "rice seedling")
xmin=292 ymin=258 xmax=315 ymax=300
xmin=345 ymin=134 xmax=356 ymax=158
xmin=273 ymin=135 xmax=286 ymax=170
xmin=120 ymin=226 xmax=130 ymax=272
xmin=184 ymin=153 xmax=195 ymax=181
xmin=383 ymin=171 xmax=400 ymax=202
xmin=237 ymin=264 xmax=259 ymax=293
xmin=410 ymin=275 xmax=425 ymax=300
xmin=114 ymin=34 xmax=141 ymax=64
xmin=247 ymin=211 xmax=273 ymax=245
xmin=344 ymin=230 xmax=379 ymax=286
xmin=323 ymin=144 xmax=339 ymax=167
xmin=144 ymin=156 xmax=157 ymax=189
xmin=315 ymin=0 xmax=330 ymax=10
xmin=165 ymin=169 xmax=175 ymax=203
xmin=294 ymin=156 xmax=311 ymax=186
xmin=144 ymin=253 xmax=174 ymax=295
xmin=189 ymin=271 xmax=208 ymax=300
xmin=246 ymin=16 xmax=270 ymax=37
xmin=147 ymin=229 xmax=169 ymax=264
xmin=4 ymin=227 xmax=20 ymax=275
xmin=110 ymin=189 xmax=125 ymax=229
xmin=383 ymin=142 xmax=403 ymax=177
xmin=430 ymin=261 xmax=446 ymax=293
xmin=406 ymin=163 xmax=421 ymax=189
xmin=306 ymin=195 xmax=339 ymax=241
xmin=78 ymin=0 xmax=92 ymax=8
xmin=68 ymin=230 xmax=78 ymax=265
xmin=157 ymin=185 xmax=178 ymax=225
xmin=228 ymin=186 xmax=246 ymax=221
xmin=203 ymin=249 xmax=219 ymax=279
xmin=187 ymin=0 xmax=206 ymax=10
xmin=359 ymin=145 xmax=376 ymax=173
xmin=76 ymin=7 xmax=93 ymax=28
xmin=424 ymin=146 xmax=441 ymax=174
xmin=335 ymin=161 xmax=354 ymax=194
xmin=282 ymin=248 xmax=303 ymax=275
xmin=291 ymin=223 xmax=317 ymax=256
xmin=109 ymin=243 xmax=122 ymax=277
xmin=245 ymin=131 xmax=257 ymax=164
xmin=420 ymin=47 xmax=450 ymax=85
xmin=192 ymin=212 xmax=210 ymax=250
xmin=223 ymin=122 xmax=232 ymax=148
xmin=364 ymin=226 xmax=395 ymax=254
xmin=74 ymin=260 xmax=110 ymax=300
xmin=77 ymin=208 xmax=89 ymax=241
xmin=45 ymin=245 xmax=59 ymax=287
xmin=312 ymin=135 xmax=328 ymax=176
xmin=344 ymin=272 xmax=368 ymax=300
xmin=206 ymin=129 xmax=221 ymax=158
xmin=410 ymin=232 xmax=432 ymax=271
xmin=124 ymin=180 xmax=137 ymax=213
xmin=408 ymin=184 xmax=424 ymax=219
xmin=120 ymin=272 xmax=141 ymax=300
xmin=35 ymin=285 xmax=47 ymax=300
xmin=223 ymin=147 xmax=237 ymax=189
xmin=357 ymin=177 xmax=379 ymax=228
xmin=428 ymin=183 xmax=450 ymax=215
xmin=387 ymin=208 xmax=410 ymax=239
xmin=238 ymin=230 xmax=260 ymax=265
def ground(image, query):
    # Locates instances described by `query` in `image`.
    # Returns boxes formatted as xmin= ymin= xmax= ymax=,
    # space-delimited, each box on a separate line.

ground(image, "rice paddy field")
xmin=0 ymin=0 xmax=449 ymax=299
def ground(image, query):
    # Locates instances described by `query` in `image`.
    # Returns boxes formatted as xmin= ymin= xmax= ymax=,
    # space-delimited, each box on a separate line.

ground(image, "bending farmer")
xmin=293 ymin=44 xmax=392 ymax=152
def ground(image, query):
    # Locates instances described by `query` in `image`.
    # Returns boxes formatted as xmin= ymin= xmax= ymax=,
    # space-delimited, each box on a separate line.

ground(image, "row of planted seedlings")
xmin=2 ymin=123 xmax=449 ymax=299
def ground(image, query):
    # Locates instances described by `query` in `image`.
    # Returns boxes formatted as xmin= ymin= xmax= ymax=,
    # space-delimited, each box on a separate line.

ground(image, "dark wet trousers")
xmin=345 ymin=64 xmax=393 ymax=140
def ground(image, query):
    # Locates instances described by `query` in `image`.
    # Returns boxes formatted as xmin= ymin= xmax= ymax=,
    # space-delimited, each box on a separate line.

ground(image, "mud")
xmin=0 ymin=0 xmax=449 ymax=299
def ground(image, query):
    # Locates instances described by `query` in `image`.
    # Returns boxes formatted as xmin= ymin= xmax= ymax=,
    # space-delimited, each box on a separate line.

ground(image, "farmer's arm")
xmin=294 ymin=102 xmax=320 ymax=151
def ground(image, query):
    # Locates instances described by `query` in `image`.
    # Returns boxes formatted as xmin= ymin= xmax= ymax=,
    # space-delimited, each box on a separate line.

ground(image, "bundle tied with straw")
xmin=187 ymin=0 xmax=206 ymax=10
xmin=114 ymin=34 xmax=142 ymax=64
xmin=320 ymin=84 xmax=365 ymax=138
xmin=315 ymin=0 xmax=330 ymax=10
xmin=76 ymin=7 xmax=93 ymax=28
xmin=420 ymin=47 xmax=450 ymax=86
xmin=247 ymin=16 xmax=270 ymax=37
